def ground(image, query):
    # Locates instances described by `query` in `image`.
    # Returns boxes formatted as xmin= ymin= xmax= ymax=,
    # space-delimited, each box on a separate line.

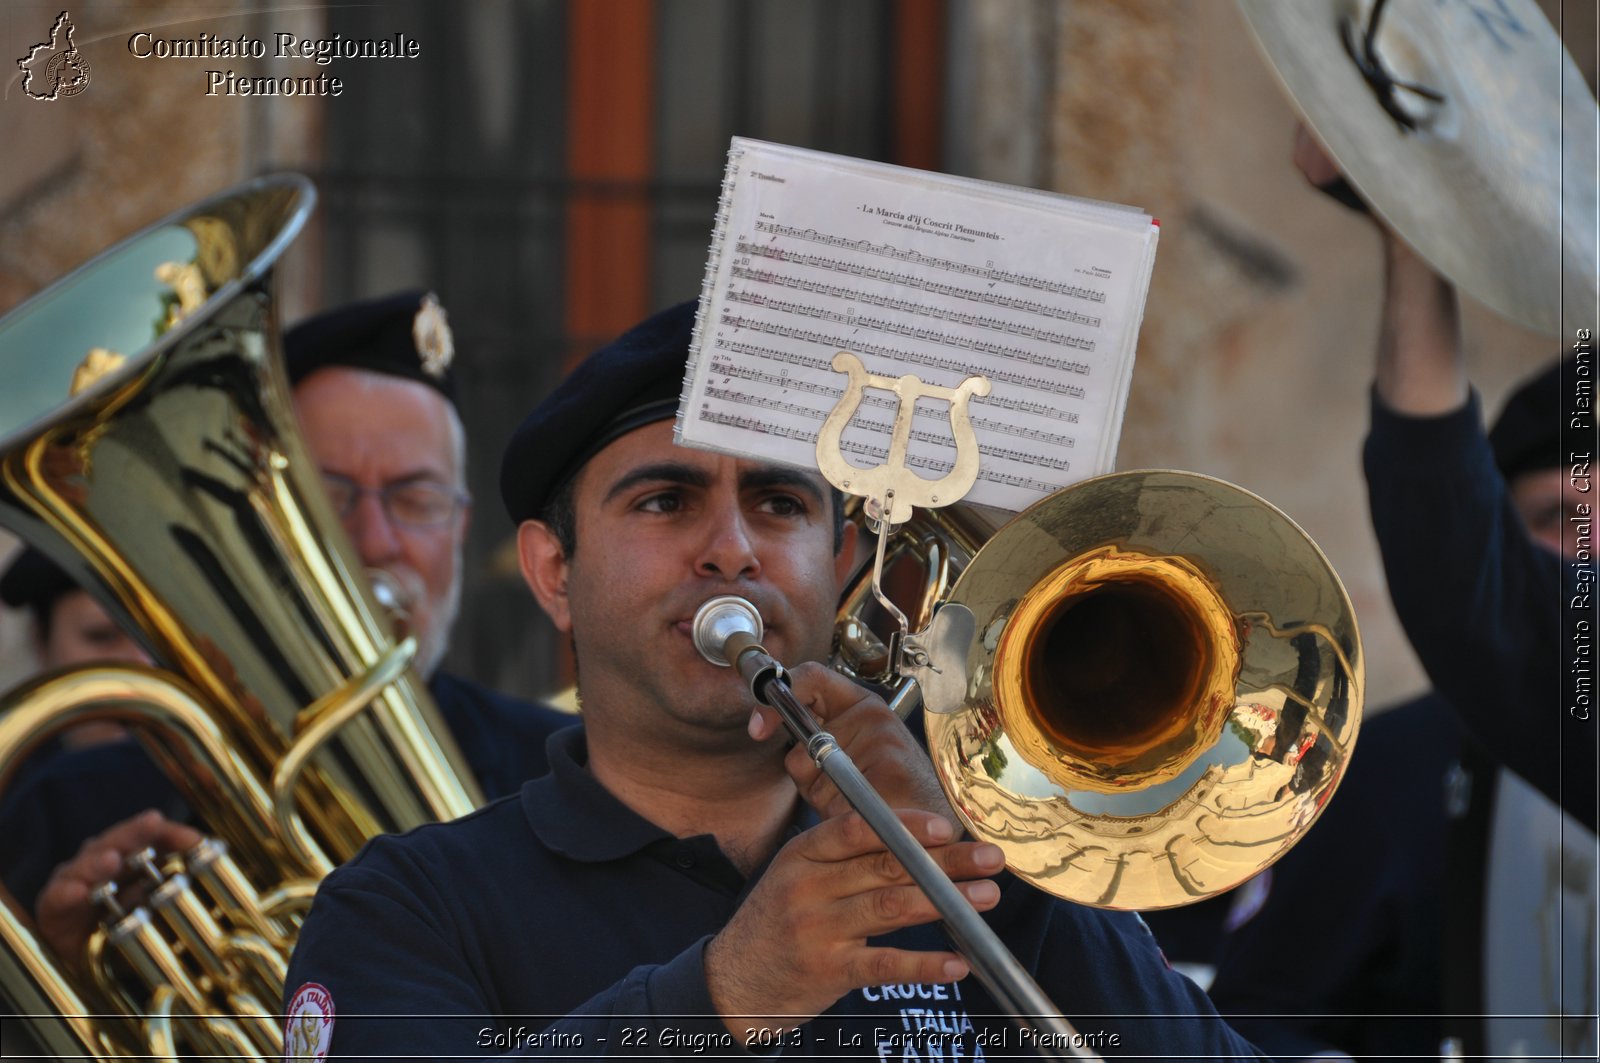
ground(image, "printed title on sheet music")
xmin=860 ymin=204 xmax=1003 ymax=244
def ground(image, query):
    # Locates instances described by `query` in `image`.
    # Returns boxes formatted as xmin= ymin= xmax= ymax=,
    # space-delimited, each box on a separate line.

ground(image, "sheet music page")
xmin=676 ymin=138 xmax=1159 ymax=514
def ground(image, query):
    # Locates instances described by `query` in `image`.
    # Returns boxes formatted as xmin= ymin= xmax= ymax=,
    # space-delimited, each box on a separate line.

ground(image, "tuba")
xmin=0 ymin=175 xmax=483 ymax=1059
xmin=835 ymin=470 xmax=1363 ymax=910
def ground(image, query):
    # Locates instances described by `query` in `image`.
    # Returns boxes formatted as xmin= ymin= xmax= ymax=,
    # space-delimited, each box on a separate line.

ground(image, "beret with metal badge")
xmin=284 ymin=289 xmax=458 ymax=404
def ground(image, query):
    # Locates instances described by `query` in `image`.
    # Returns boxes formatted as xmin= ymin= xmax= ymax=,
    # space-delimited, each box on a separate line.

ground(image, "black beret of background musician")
xmin=0 ymin=290 xmax=574 ymax=962
xmin=0 ymin=547 xmax=76 ymax=626
xmin=283 ymin=287 xmax=460 ymax=402
xmin=282 ymin=299 xmax=1267 ymax=1060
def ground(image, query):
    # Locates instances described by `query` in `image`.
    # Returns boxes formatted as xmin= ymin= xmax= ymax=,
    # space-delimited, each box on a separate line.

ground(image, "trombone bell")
xmin=996 ymin=547 xmax=1241 ymax=794
xmin=923 ymin=470 xmax=1363 ymax=910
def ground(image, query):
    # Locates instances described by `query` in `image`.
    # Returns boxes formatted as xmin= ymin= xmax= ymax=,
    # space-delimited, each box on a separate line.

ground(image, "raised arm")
xmin=1293 ymin=128 xmax=1589 ymax=825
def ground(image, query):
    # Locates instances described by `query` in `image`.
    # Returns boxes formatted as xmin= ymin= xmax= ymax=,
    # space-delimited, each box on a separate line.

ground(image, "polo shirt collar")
xmin=520 ymin=726 xmax=820 ymax=862
xmin=520 ymin=727 xmax=673 ymax=860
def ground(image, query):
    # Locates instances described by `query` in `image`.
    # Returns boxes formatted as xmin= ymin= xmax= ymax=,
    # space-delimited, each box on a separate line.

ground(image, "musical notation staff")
xmin=979 ymin=467 xmax=1060 ymax=493
xmin=708 ymin=355 xmax=1083 ymax=443
xmin=703 ymin=386 xmax=825 ymax=422
xmin=732 ymin=241 xmax=1104 ymax=329
xmin=718 ymin=313 xmax=1089 ymax=399
xmin=728 ymin=265 xmax=1100 ymax=353
xmin=752 ymin=221 xmax=1109 ymax=304
xmin=714 ymin=340 xmax=830 ymax=374
xmin=971 ymin=417 xmax=1076 ymax=449
xmin=724 ymin=289 xmax=1097 ymax=355
xmin=703 ymin=385 xmax=1077 ymax=470
xmin=699 ymin=409 xmax=817 ymax=444
xmin=980 ymin=391 xmax=1081 ymax=423
xmin=697 ymin=408 xmax=1061 ymax=495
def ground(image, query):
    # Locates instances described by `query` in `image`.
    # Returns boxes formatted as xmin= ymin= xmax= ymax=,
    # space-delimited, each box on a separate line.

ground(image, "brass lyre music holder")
xmin=814 ymin=351 xmax=988 ymax=716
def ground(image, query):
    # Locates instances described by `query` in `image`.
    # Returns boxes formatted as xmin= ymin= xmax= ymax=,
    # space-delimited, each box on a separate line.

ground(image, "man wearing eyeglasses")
xmin=289 ymin=290 xmax=481 ymax=697
xmin=0 ymin=291 xmax=573 ymax=963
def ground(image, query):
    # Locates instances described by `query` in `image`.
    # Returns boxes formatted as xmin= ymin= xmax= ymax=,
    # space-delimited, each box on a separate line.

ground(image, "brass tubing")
xmin=0 ymin=900 xmax=123 ymax=1059
xmin=273 ymin=638 xmax=419 ymax=864
xmin=145 ymin=985 xmax=181 ymax=1063
xmin=222 ymin=932 xmax=291 ymax=1017
xmin=0 ymin=666 xmax=326 ymax=877
xmin=147 ymin=874 xmax=232 ymax=985
xmin=189 ymin=839 xmax=294 ymax=946
xmin=220 ymin=986 xmax=285 ymax=1056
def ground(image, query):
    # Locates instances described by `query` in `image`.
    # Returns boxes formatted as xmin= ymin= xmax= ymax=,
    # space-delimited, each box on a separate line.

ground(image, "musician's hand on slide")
xmin=750 ymin=662 xmax=957 ymax=827
xmin=35 ymin=809 xmax=203 ymax=965
xmin=703 ymin=808 xmax=1003 ymax=1037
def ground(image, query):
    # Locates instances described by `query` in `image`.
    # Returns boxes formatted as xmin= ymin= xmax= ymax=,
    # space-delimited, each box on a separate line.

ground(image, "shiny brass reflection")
xmin=68 ymin=348 xmax=126 ymax=397
xmin=924 ymin=470 xmax=1362 ymax=910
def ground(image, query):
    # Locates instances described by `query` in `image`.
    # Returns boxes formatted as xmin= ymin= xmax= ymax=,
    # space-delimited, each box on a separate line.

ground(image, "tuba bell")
xmin=0 ymin=175 xmax=483 ymax=1058
xmin=836 ymin=470 xmax=1363 ymax=911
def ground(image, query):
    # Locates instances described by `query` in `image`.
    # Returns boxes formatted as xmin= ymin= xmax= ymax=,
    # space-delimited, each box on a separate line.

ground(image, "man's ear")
xmin=832 ymin=511 xmax=859 ymax=587
xmin=517 ymin=520 xmax=571 ymax=633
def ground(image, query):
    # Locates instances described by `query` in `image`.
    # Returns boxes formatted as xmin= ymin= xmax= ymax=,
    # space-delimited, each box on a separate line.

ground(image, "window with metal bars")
xmin=310 ymin=0 xmax=941 ymax=701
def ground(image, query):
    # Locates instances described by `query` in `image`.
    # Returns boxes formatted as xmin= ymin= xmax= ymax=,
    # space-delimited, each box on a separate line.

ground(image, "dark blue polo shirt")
xmin=285 ymin=727 xmax=1263 ymax=1059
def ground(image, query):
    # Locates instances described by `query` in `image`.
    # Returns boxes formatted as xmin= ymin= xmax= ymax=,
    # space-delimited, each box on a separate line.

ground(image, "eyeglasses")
xmin=320 ymin=473 xmax=469 ymax=529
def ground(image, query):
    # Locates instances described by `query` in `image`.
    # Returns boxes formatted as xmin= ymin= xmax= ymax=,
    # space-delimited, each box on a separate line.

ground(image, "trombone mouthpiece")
xmin=692 ymin=595 xmax=763 ymax=666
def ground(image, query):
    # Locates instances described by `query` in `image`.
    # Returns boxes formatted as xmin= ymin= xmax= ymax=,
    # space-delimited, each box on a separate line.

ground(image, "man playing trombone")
xmin=283 ymin=301 xmax=1264 ymax=1060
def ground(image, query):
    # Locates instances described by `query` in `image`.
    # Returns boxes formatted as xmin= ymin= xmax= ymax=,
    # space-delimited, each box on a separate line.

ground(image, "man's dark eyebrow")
xmin=739 ymin=466 xmax=825 ymax=504
xmin=602 ymin=462 xmax=712 ymax=504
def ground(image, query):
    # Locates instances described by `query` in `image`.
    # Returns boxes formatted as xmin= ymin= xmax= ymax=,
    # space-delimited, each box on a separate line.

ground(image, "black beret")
xmin=500 ymin=300 xmax=696 ymax=525
xmin=284 ymin=290 xmax=458 ymax=404
xmin=1490 ymin=355 xmax=1570 ymax=481
xmin=0 ymin=545 xmax=76 ymax=618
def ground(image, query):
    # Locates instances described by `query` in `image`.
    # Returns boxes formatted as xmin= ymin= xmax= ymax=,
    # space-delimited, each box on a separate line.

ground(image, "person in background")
xmin=1 ymin=545 xmax=153 ymax=750
xmin=0 ymin=291 xmax=574 ymax=962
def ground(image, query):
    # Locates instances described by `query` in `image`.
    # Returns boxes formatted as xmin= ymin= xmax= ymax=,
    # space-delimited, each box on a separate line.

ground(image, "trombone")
xmin=694 ymin=357 xmax=1363 ymax=1059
